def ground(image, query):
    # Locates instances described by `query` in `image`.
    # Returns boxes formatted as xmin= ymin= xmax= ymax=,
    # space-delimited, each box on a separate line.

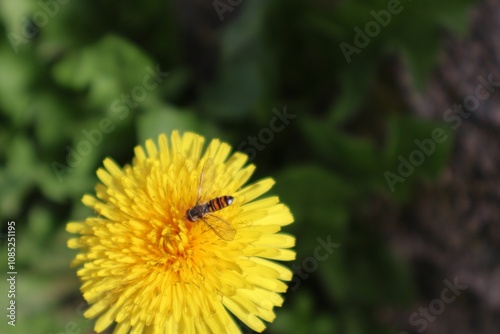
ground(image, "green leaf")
xmin=385 ymin=0 xmax=474 ymax=88
xmin=202 ymin=0 xmax=269 ymax=121
xmin=317 ymin=229 xmax=415 ymax=306
xmin=383 ymin=117 xmax=454 ymax=199
xmin=0 ymin=135 xmax=38 ymax=217
xmin=200 ymin=58 xmax=264 ymax=121
xmin=137 ymin=105 xmax=202 ymax=144
xmin=301 ymin=116 xmax=382 ymax=184
xmin=27 ymin=205 xmax=53 ymax=240
xmin=0 ymin=45 xmax=36 ymax=121
xmin=52 ymin=34 xmax=156 ymax=108
xmin=274 ymin=164 xmax=355 ymax=248
xmin=0 ymin=1 xmax=35 ymax=35
xmin=220 ymin=0 xmax=267 ymax=60
xmin=272 ymin=291 xmax=338 ymax=334
xmin=329 ymin=60 xmax=377 ymax=125
xmin=0 ymin=269 xmax=88 ymax=334
xmin=31 ymin=94 xmax=73 ymax=149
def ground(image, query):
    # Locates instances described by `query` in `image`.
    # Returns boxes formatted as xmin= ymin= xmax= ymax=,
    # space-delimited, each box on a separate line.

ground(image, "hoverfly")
xmin=186 ymin=159 xmax=236 ymax=241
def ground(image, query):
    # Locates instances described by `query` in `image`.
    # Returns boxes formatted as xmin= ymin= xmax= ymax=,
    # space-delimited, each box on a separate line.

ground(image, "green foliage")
xmin=0 ymin=0 xmax=473 ymax=333
xmin=52 ymin=34 xmax=156 ymax=108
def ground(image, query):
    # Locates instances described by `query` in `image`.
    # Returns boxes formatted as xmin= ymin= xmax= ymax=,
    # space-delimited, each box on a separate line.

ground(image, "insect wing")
xmin=203 ymin=214 xmax=236 ymax=241
xmin=196 ymin=158 xmax=218 ymax=204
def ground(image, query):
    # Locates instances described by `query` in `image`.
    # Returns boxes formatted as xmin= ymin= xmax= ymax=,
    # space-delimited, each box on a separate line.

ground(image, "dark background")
xmin=1 ymin=0 xmax=499 ymax=333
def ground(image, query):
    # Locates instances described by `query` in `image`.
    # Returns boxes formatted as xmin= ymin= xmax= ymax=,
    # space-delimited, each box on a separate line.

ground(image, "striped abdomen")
xmin=206 ymin=196 xmax=234 ymax=213
xmin=186 ymin=196 xmax=234 ymax=222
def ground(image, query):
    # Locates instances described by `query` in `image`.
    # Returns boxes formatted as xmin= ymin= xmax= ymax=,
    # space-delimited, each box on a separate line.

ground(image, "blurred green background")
xmin=2 ymin=0 xmax=500 ymax=333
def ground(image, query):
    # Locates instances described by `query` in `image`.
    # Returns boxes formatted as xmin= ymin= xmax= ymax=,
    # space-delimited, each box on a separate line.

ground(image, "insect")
xmin=186 ymin=159 xmax=236 ymax=241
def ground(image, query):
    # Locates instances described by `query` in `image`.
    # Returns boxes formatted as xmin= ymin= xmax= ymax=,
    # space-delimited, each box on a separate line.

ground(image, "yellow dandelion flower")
xmin=67 ymin=131 xmax=296 ymax=334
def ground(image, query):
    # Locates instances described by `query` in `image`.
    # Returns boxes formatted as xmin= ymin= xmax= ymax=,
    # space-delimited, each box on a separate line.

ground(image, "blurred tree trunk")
xmin=383 ymin=1 xmax=500 ymax=333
